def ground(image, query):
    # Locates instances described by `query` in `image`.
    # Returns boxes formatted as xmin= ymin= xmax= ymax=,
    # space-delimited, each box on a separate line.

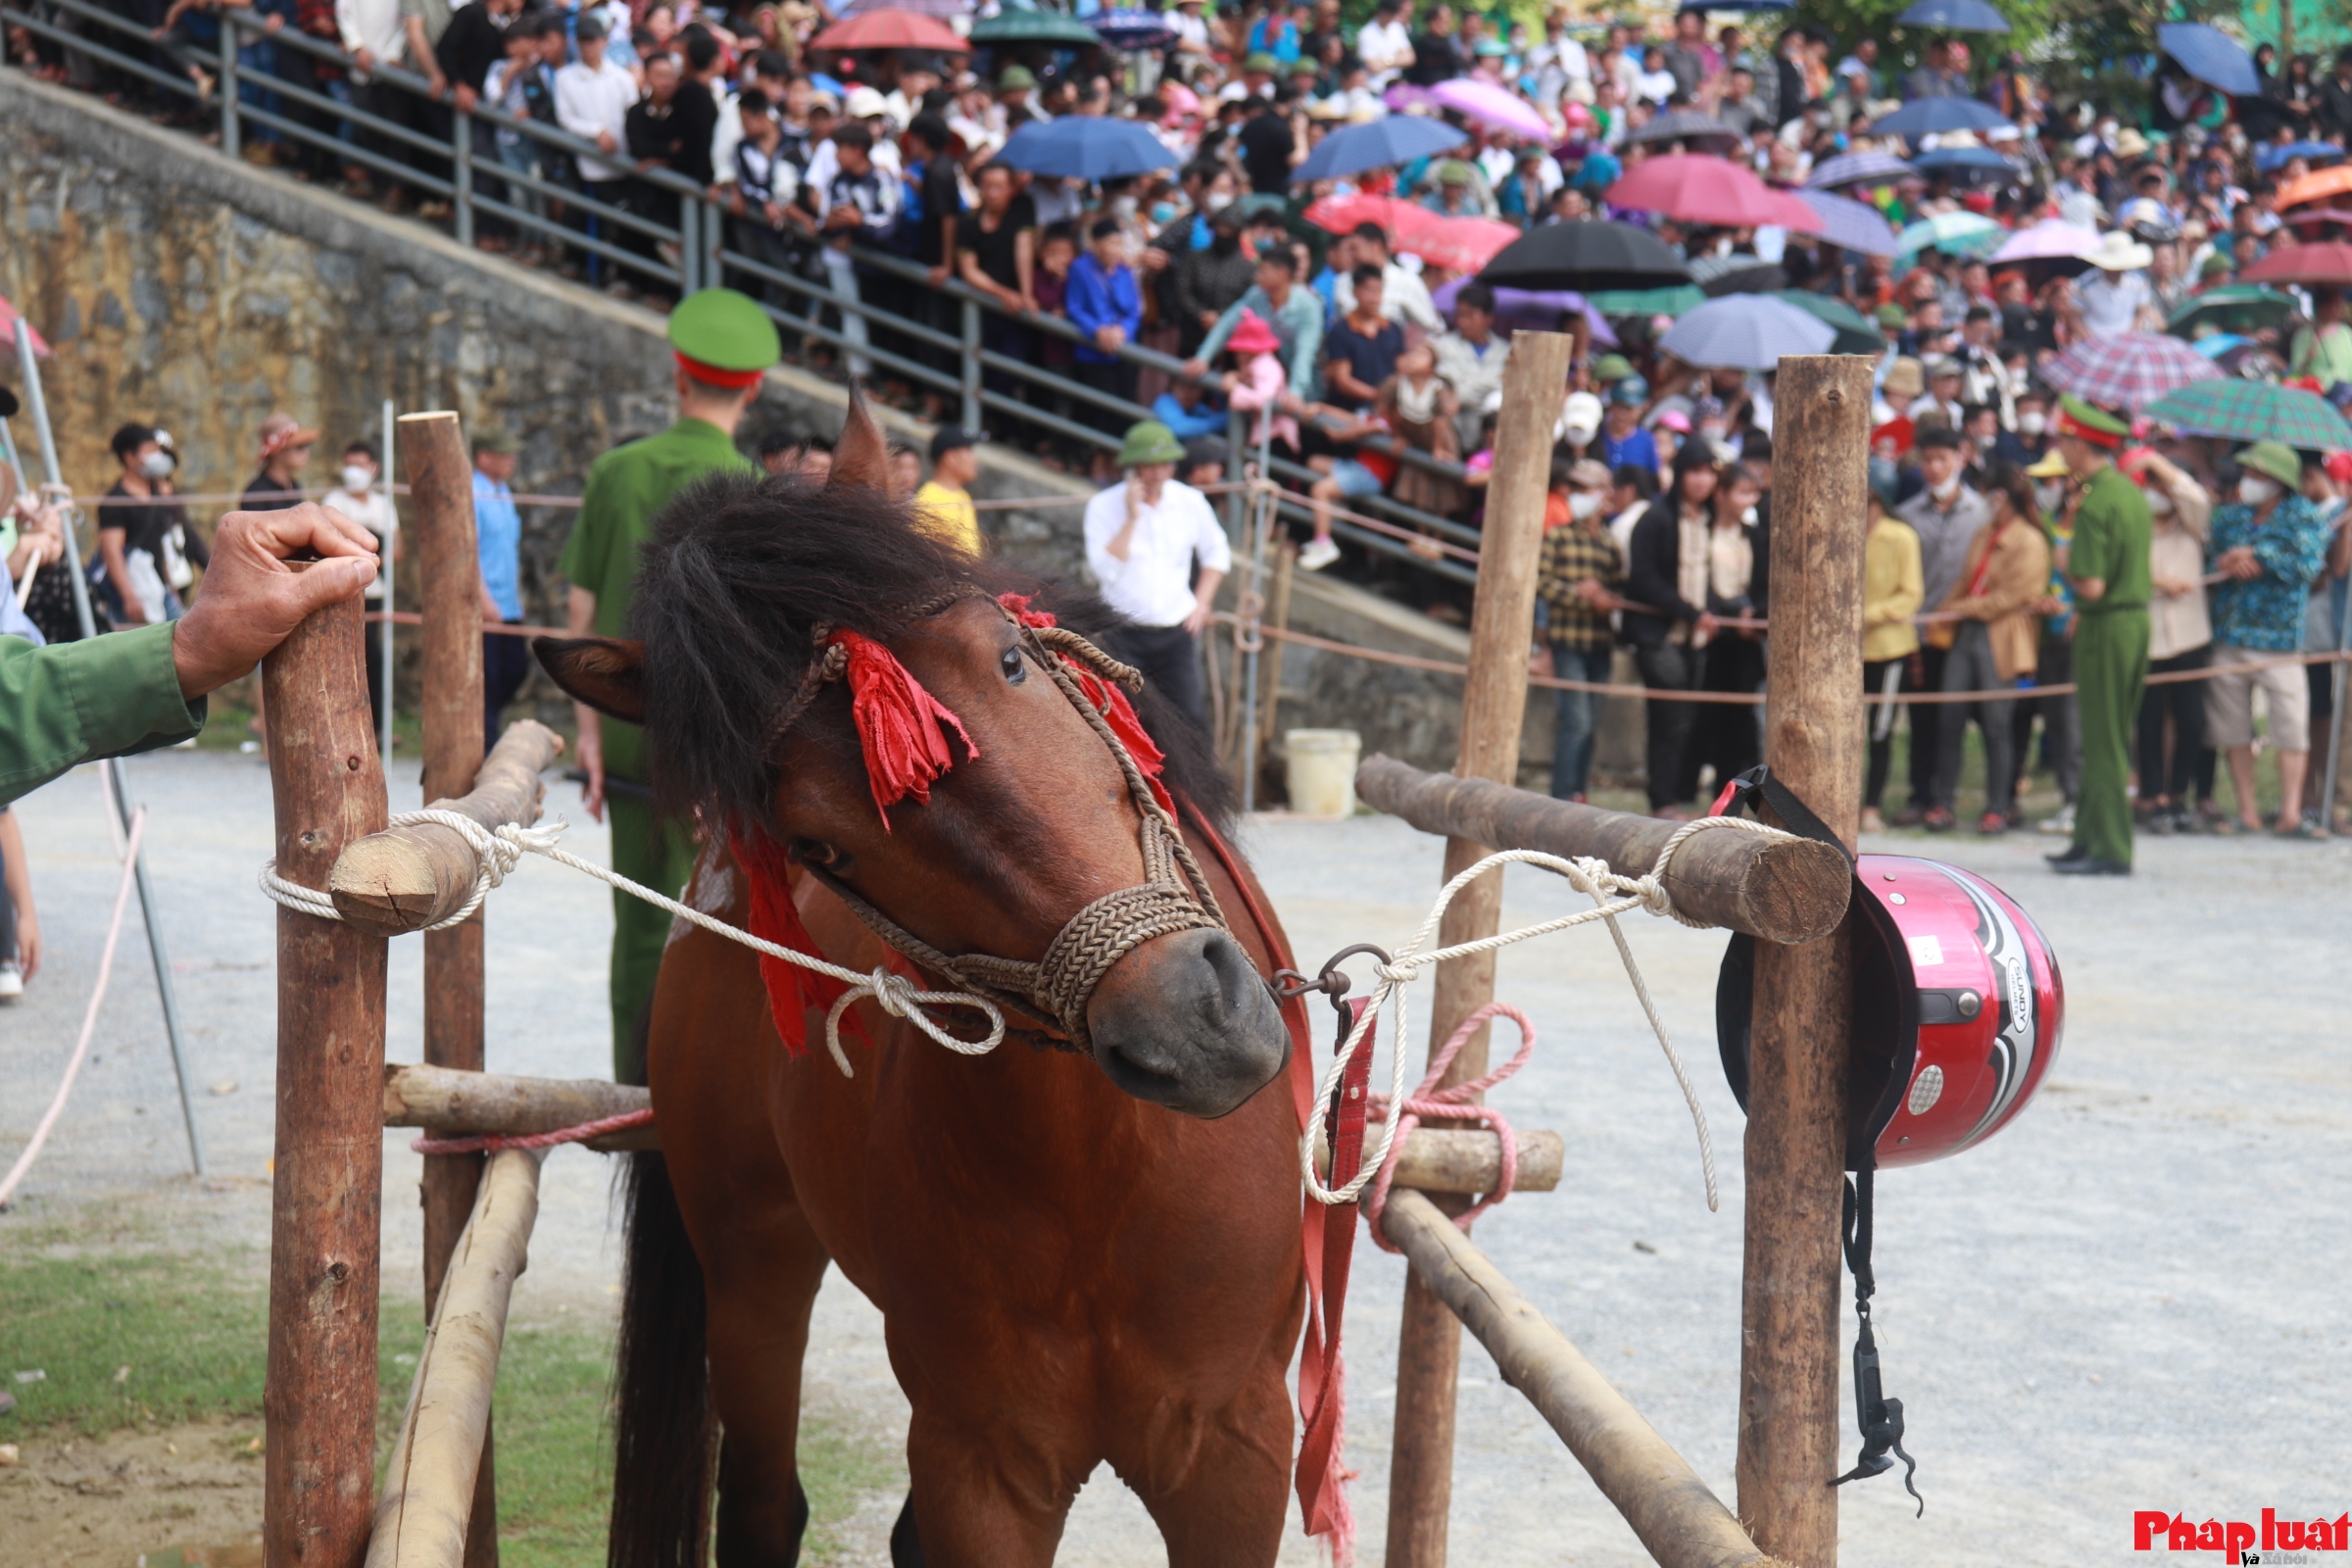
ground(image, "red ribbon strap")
xmin=831 ymin=628 xmax=978 ymax=828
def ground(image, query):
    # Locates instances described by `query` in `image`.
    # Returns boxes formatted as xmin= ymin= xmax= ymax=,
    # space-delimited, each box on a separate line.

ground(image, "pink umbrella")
xmin=1304 ymin=193 xmax=1445 ymax=246
xmin=1990 ymin=218 xmax=2098 ymax=265
xmin=2039 ymin=332 xmax=2225 ymax=414
xmin=1387 ymin=80 xmax=1550 ymax=142
xmin=1417 ymin=216 xmax=1522 ymax=272
xmin=1604 ymin=154 xmax=1826 ymax=233
xmin=0 ymin=293 xmax=52 ymax=359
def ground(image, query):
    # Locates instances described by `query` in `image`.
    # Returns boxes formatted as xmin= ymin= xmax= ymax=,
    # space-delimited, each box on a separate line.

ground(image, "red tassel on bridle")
xmin=831 ymin=628 xmax=978 ymax=828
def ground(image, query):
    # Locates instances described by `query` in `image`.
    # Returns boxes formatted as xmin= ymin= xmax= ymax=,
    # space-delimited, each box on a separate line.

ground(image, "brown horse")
xmin=537 ymin=401 xmax=1317 ymax=1568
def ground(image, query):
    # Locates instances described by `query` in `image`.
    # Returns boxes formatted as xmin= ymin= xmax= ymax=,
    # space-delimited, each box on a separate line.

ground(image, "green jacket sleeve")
xmin=1 ymin=624 xmax=207 ymax=807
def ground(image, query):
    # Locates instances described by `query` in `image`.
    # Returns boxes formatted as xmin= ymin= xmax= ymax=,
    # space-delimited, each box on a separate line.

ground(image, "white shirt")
xmin=321 ymin=486 xmax=397 ymax=601
xmin=2076 ymin=270 xmax=2149 ymax=340
xmin=336 ymin=0 xmax=406 ymax=63
xmin=709 ymin=85 xmax=742 ymax=186
xmin=1332 ymin=259 xmax=1443 ymax=334
xmin=555 ymin=56 xmax=638 ymax=182
xmin=1356 ymin=18 xmax=1413 ymax=86
xmin=1083 ymin=479 xmax=1232 ymax=628
xmin=802 ymin=132 xmax=902 ymax=213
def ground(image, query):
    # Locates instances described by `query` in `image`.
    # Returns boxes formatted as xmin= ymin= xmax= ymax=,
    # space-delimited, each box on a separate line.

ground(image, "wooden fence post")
xmin=398 ymin=409 xmax=501 ymax=1568
xmin=1385 ymin=328 xmax=1576 ymax=1568
xmin=1735 ymin=355 xmax=1872 ymax=1567
xmin=264 ymin=583 xmax=390 ymax=1568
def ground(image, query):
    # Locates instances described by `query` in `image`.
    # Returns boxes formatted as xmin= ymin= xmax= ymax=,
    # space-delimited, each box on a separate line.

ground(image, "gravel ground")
xmin=5 ymin=748 xmax=2348 ymax=1565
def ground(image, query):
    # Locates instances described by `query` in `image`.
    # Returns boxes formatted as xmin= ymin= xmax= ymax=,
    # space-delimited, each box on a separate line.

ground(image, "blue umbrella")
xmin=1807 ymin=150 xmax=1919 ymax=189
xmin=1090 ymin=9 xmax=1177 ymax=48
xmin=1294 ymin=116 xmax=1468 ymax=184
xmin=1912 ymin=144 xmax=2019 ymax=176
xmin=2159 ymin=23 xmax=2261 ymax=98
xmin=2255 ymin=140 xmax=2345 ymax=173
xmin=991 ymin=117 xmax=1178 ymax=180
xmin=1866 ymin=96 xmax=2012 ymax=139
xmin=1658 ymin=293 xmax=1836 ymax=370
xmin=1895 ymin=0 xmax=2009 ymax=31
xmin=1796 ymin=189 xmax=1899 ymax=255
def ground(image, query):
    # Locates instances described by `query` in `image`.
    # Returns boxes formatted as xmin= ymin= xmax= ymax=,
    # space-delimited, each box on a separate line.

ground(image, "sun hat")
xmin=2026 ymin=447 xmax=2072 ymax=477
xmin=845 ymin=85 xmax=888 ymax=119
xmin=1561 ymin=390 xmax=1603 ymax=442
xmin=2084 ymin=231 xmax=2155 ymax=271
xmin=1225 ymin=308 xmax=1283 ymax=357
xmin=1117 ymin=420 xmax=1188 ymax=467
xmin=1569 ymin=457 xmax=1612 ymax=488
xmin=2238 ymin=439 xmax=2302 ymax=487
xmin=1882 ymin=356 xmax=1925 ymax=399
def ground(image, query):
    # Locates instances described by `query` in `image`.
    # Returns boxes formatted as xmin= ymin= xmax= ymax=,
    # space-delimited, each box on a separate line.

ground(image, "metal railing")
xmin=5 ymin=0 xmax=1484 ymax=583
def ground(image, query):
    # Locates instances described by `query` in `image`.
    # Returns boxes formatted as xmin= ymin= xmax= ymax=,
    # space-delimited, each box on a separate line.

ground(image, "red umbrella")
xmin=1604 ymin=154 xmax=1826 ymax=234
xmin=0 ymin=293 xmax=52 ymax=360
xmin=1303 ymin=193 xmax=1441 ymax=243
xmin=2238 ymin=242 xmax=2352 ymax=287
xmin=1416 ymin=217 xmax=1521 ymax=273
xmin=808 ymin=9 xmax=968 ymax=52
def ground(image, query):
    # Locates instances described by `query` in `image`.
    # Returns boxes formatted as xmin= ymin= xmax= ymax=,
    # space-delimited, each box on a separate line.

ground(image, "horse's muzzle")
xmin=1085 ymin=928 xmax=1291 ymax=1118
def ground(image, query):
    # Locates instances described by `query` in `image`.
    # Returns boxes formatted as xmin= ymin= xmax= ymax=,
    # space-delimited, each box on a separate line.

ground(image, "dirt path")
xmin=1 ymin=1418 xmax=264 ymax=1567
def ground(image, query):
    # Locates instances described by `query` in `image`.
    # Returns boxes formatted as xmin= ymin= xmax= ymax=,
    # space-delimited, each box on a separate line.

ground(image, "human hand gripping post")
xmin=171 ymin=503 xmax=380 ymax=699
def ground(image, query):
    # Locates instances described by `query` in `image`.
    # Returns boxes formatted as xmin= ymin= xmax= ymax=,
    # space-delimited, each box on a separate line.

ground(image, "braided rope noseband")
xmin=770 ymin=588 xmax=1230 ymax=1055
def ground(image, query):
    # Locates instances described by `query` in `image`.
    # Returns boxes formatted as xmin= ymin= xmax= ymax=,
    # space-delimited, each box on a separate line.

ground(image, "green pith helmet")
xmin=998 ymin=64 xmax=1037 ymax=91
xmin=2238 ymin=439 xmax=2302 ymax=487
xmin=667 ymin=287 xmax=782 ymax=374
xmin=1118 ymin=420 xmax=1187 ymax=467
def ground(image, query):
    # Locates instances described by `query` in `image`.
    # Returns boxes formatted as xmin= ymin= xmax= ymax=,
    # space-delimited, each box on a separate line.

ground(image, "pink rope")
xmin=0 ymin=809 xmax=147 ymax=1210
xmin=1363 ymin=1001 xmax=1536 ymax=1254
xmin=411 ymin=1106 xmax=654 ymax=1156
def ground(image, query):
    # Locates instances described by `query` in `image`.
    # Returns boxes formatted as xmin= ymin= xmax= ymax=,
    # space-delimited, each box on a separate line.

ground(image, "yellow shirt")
xmin=913 ymin=480 xmax=981 ymax=556
xmin=1863 ymin=514 xmax=1923 ymax=662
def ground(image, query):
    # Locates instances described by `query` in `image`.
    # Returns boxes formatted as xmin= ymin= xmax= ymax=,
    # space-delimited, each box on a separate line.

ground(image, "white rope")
xmin=1299 ymin=815 xmax=1792 ymax=1215
xmin=259 ymin=814 xmax=1006 ymax=1076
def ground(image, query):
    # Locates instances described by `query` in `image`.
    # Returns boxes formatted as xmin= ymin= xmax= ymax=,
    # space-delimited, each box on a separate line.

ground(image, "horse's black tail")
xmin=609 ymin=1150 xmax=716 ymax=1568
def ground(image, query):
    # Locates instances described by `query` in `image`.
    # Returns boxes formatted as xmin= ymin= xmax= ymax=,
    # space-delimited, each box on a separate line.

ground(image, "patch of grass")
xmin=0 ymin=1249 xmax=269 ymax=1434
xmin=800 ymin=1419 xmax=906 ymax=1564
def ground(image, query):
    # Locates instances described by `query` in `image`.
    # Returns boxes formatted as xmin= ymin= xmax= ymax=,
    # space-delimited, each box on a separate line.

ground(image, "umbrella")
xmin=1626 ymin=109 xmax=1744 ymax=147
xmin=1795 ymin=189 xmax=1900 ymax=255
xmin=0 ymin=295 xmax=51 ymax=359
xmin=1293 ymin=117 xmax=1467 ymax=184
xmin=2190 ymin=332 xmax=2252 ymax=360
xmin=1090 ymin=10 xmax=1177 ymax=48
xmin=1588 ymin=283 xmax=1708 ymax=316
xmin=1430 ymin=278 xmax=1619 ymax=344
xmin=1990 ymin=217 xmax=2099 ymax=265
xmin=1866 ymin=97 xmax=2012 ymax=140
xmin=2167 ymin=285 xmax=2298 ymax=339
xmin=1304 ymin=193 xmax=1436 ymax=239
xmin=1604 ymin=154 xmax=1825 ymax=232
xmin=2038 ymin=332 xmax=2225 ymax=413
xmin=1911 ymin=145 xmax=2019 ymax=178
xmin=808 ymin=8 xmax=968 ymax=51
xmin=2158 ymin=22 xmax=2259 ymax=98
xmin=967 ymin=8 xmax=1102 ymax=45
xmin=2278 ymin=166 xmax=2352 ymax=210
xmin=1777 ymin=290 xmax=1886 ymax=355
xmin=2238 ymin=243 xmax=2352 ymax=288
xmin=1390 ymin=79 xmax=1551 ymax=142
xmin=1806 ymin=150 xmax=1920 ymax=190
xmin=1690 ymin=254 xmax=1788 ymax=296
xmin=1897 ymin=210 xmax=2004 ymax=257
xmin=2256 ymin=141 xmax=2346 ymax=174
xmin=840 ymin=0 xmax=968 ymax=17
xmin=991 ymin=117 xmax=1177 ymax=180
xmin=2282 ymin=206 xmax=2352 ymax=231
xmin=1895 ymin=0 xmax=2010 ymax=31
xmin=1659 ymin=294 xmax=1837 ymax=369
xmin=2143 ymin=379 xmax=2352 ymax=449
xmin=1416 ymin=216 xmax=1524 ymax=273
xmin=1478 ymin=219 xmax=1694 ymax=293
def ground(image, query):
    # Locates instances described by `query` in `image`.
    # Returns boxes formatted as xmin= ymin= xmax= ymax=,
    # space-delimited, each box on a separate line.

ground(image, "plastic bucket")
xmin=1284 ymin=729 xmax=1361 ymax=817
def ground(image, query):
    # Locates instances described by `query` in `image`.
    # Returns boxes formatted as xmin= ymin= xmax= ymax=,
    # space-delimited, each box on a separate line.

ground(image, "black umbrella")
xmin=1690 ymin=253 xmax=1788 ymax=296
xmin=1478 ymin=220 xmax=1692 ymax=294
xmin=1625 ymin=109 xmax=1743 ymax=148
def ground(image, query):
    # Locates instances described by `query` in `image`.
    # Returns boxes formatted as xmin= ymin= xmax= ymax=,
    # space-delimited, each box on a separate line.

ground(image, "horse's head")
xmin=537 ymin=395 xmax=1288 ymax=1118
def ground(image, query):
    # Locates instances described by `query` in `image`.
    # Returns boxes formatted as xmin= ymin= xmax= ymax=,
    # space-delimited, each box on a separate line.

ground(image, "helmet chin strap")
xmin=1834 ymin=1159 xmax=1923 ymax=1514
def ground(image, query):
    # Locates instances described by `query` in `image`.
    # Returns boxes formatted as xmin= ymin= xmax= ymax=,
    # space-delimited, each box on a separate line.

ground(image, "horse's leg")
xmin=703 ymin=1194 xmax=830 ymax=1566
xmin=898 ymin=1407 xmax=1085 ymax=1568
xmin=1118 ymin=1365 xmax=1296 ymax=1568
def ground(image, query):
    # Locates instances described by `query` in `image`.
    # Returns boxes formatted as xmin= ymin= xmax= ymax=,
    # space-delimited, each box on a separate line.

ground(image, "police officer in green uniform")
xmin=2045 ymin=394 xmax=2151 ymax=876
xmin=559 ymin=288 xmax=780 ymax=1077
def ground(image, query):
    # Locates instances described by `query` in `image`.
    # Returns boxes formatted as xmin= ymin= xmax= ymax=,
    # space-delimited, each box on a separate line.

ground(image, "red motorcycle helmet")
xmin=1717 ymin=855 xmax=2065 ymax=1171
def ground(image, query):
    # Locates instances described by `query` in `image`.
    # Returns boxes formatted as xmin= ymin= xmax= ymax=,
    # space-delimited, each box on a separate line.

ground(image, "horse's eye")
xmin=1001 ymin=645 xmax=1028 ymax=685
xmin=788 ymin=837 xmax=840 ymax=868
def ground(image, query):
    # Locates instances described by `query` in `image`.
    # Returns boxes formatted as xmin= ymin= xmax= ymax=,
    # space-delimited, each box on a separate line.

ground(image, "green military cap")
xmin=2053 ymin=392 xmax=2129 ymax=449
xmin=668 ymin=287 xmax=781 ymax=385
xmin=1118 ymin=420 xmax=1187 ymax=467
xmin=998 ymin=64 xmax=1036 ymax=90
xmin=1243 ymin=50 xmax=1279 ymax=73
xmin=1592 ymin=352 xmax=1635 ymax=383
xmin=2239 ymin=439 xmax=2303 ymax=487
xmin=1875 ymin=303 xmax=1909 ymax=329
xmin=471 ymin=425 xmax=520 ymax=457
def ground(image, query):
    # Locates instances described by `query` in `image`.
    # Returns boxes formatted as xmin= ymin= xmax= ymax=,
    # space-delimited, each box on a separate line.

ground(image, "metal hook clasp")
xmin=1273 ymin=943 xmax=1393 ymax=1019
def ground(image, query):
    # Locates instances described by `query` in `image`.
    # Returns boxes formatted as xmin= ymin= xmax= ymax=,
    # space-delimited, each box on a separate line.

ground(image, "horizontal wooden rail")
xmin=383 ymin=1064 xmax=656 ymax=1152
xmin=1355 ymin=756 xmax=1850 ymax=946
xmin=1316 ymin=1127 xmax=1564 ymax=1196
xmin=1380 ymin=1189 xmax=1795 ymax=1568
xmin=367 ymin=1148 xmax=541 ymax=1568
xmin=329 ymin=721 xmax=564 ymax=934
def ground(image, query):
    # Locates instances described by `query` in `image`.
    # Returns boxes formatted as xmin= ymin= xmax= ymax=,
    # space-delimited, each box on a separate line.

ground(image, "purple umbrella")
xmin=1806 ymin=149 xmax=1919 ymax=189
xmin=1389 ymin=79 xmax=1551 ymax=142
xmin=2039 ymin=332 xmax=2225 ymax=414
xmin=1431 ymin=277 xmax=1618 ymax=344
xmin=842 ymin=0 xmax=969 ymax=16
xmin=1796 ymin=189 xmax=1900 ymax=256
xmin=1991 ymin=218 xmax=2099 ymax=265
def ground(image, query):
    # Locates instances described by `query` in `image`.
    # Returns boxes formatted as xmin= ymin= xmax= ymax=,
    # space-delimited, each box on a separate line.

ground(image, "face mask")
xmin=1151 ymin=201 xmax=1178 ymax=224
xmin=2145 ymin=487 xmax=2174 ymax=515
xmin=140 ymin=451 xmax=175 ymax=479
xmin=1203 ymin=191 xmax=1234 ymax=214
xmin=1569 ymin=490 xmax=1600 ymax=519
xmin=2035 ymin=481 xmax=2065 ymax=514
xmin=1111 ymin=195 xmax=1138 ymax=220
xmin=2019 ymin=411 xmax=2047 ymax=436
xmin=2238 ymin=475 xmax=2280 ymax=506
xmin=1930 ymin=474 xmax=1960 ymax=502
xmin=341 ymin=465 xmax=373 ymax=493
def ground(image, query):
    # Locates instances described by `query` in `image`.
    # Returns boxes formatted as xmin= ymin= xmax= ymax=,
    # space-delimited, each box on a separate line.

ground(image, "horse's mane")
xmin=628 ymin=468 xmax=1237 ymax=836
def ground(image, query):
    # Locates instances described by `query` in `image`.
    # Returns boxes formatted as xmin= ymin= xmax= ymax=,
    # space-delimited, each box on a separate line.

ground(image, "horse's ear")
xmin=827 ymin=380 xmax=891 ymax=494
xmin=533 ymin=637 xmax=647 ymax=724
